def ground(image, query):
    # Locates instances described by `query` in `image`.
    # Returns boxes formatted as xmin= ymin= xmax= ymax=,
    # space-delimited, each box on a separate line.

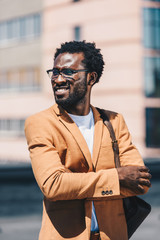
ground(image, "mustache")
xmin=53 ymin=81 xmax=71 ymax=90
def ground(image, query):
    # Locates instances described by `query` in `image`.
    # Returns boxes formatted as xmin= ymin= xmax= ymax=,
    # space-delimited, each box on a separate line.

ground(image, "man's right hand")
xmin=117 ymin=166 xmax=152 ymax=194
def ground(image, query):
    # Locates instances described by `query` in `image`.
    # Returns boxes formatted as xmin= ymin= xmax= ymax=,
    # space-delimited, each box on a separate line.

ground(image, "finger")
xmin=139 ymin=178 xmax=151 ymax=187
xmin=137 ymin=184 xmax=145 ymax=194
xmin=140 ymin=172 xmax=152 ymax=179
xmin=139 ymin=166 xmax=150 ymax=172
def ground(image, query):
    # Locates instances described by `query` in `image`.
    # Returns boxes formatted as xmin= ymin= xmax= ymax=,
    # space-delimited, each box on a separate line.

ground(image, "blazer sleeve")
xmin=112 ymin=113 xmax=149 ymax=197
xmin=25 ymin=115 xmax=120 ymax=201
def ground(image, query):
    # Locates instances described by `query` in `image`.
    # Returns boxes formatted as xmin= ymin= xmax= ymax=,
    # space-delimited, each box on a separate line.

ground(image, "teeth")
xmin=56 ymin=88 xmax=67 ymax=92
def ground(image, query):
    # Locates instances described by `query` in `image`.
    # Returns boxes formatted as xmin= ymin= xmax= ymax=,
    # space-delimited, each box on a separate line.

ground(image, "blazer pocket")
xmin=44 ymin=199 xmax=86 ymax=238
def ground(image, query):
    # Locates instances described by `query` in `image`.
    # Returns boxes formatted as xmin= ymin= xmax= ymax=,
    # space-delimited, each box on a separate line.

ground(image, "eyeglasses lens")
xmin=52 ymin=69 xmax=60 ymax=76
xmin=51 ymin=69 xmax=75 ymax=78
xmin=62 ymin=69 xmax=74 ymax=76
xmin=48 ymin=68 xmax=78 ymax=79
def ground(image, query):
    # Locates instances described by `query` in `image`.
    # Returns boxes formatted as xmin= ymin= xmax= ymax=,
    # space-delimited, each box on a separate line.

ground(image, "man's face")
xmin=52 ymin=52 xmax=88 ymax=109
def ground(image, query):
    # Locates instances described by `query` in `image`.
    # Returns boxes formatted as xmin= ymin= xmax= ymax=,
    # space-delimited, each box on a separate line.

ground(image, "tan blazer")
xmin=25 ymin=104 xmax=147 ymax=240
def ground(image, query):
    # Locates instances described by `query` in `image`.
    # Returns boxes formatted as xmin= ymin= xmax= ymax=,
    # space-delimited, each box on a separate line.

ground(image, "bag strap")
xmin=96 ymin=108 xmax=120 ymax=168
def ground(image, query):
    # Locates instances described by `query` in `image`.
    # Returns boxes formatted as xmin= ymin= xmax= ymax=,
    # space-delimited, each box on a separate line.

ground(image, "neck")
xmin=64 ymin=101 xmax=90 ymax=116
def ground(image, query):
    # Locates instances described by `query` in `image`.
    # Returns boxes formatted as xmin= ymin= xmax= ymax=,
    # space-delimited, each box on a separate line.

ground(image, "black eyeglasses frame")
xmin=46 ymin=68 xmax=88 ymax=79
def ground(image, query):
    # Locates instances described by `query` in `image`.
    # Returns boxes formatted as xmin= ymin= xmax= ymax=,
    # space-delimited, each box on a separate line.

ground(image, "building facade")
xmin=0 ymin=0 xmax=44 ymax=162
xmin=0 ymin=0 xmax=160 ymax=163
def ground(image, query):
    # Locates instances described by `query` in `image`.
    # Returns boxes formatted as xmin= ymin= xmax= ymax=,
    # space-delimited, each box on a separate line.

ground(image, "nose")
xmin=52 ymin=74 xmax=67 ymax=85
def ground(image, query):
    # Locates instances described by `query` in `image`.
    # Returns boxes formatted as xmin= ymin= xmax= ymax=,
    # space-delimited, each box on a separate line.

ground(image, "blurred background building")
xmin=0 ymin=0 xmax=43 ymax=162
xmin=0 ymin=0 xmax=160 ymax=164
xmin=0 ymin=1 xmax=160 ymax=240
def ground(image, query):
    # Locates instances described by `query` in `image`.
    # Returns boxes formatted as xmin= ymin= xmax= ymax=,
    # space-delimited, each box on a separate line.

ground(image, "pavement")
xmin=0 ymin=215 xmax=41 ymax=240
xmin=0 ymin=162 xmax=160 ymax=240
xmin=0 ymin=205 xmax=160 ymax=240
xmin=0 ymin=206 xmax=159 ymax=240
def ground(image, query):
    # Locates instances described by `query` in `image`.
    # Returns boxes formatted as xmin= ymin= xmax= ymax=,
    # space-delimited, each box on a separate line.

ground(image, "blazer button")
xmin=106 ymin=190 xmax=109 ymax=195
xmin=109 ymin=190 xmax=113 ymax=195
xmin=101 ymin=191 xmax=106 ymax=195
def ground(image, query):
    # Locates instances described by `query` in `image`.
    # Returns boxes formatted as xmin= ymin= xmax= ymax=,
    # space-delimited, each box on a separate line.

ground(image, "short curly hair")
xmin=54 ymin=40 xmax=105 ymax=84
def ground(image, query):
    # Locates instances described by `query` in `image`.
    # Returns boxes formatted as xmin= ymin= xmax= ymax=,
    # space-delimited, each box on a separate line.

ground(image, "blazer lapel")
xmin=91 ymin=106 xmax=103 ymax=169
xmin=52 ymin=104 xmax=93 ymax=171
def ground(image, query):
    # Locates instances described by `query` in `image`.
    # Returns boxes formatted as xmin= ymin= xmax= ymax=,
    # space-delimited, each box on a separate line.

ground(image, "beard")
xmin=54 ymin=78 xmax=88 ymax=109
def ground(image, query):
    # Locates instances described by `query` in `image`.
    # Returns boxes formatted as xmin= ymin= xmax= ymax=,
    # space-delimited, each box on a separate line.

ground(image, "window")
xmin=144 ymin=0 xmax=160 ymax=2
xmin=25 ymin=16 xmax=35 ymax=37
xmin=34 ymin=14 xmax=41 ymax=36
xmin=0 ymin=119 xmax=25 ymax=137
xmin=146 ymin=108 xmax=160 ymax=147
xmin=143 ymin=8 xmax=160 ymax=49
xmin=0 ymin=67 xmax=41 ymax=92
xmin=0 ymin=22 xmax=7 ymax=41
xmin=144 ymin=57 xmax=160 ymax=97
xmin=20 ymin=17 xmax=26 ymax=38
xmin=6 ymin=19 xmax=19 ymax=40
xmin=74 ymin=26 xmax=81 ymax=41
xmin=0 ymin=13 xmax=41 ymax=44
xmin=0 ymin=71 xmax=7 ymax=89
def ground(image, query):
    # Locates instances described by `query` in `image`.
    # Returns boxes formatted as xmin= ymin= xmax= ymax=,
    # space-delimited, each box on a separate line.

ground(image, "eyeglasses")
xmin=46 ymin=68 xmax=88 ymax=79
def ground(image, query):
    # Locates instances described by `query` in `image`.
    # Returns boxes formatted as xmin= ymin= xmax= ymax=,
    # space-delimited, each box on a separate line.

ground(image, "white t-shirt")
xmin=68 ymin=109 xmax=94 ymax=156
xmin=68 ymin=108 xmax=99 ymax=231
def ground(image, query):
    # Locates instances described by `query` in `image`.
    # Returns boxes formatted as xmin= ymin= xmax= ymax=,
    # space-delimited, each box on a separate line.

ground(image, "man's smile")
xmin=55 ymin=88 xmax=69 ymax=95
xmin=54 ymin=85 xmax=70 ymax=97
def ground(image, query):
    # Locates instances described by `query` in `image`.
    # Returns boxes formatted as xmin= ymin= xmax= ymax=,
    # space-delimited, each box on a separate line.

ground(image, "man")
xmin=25 ymin=41 xmax=151 ymax=240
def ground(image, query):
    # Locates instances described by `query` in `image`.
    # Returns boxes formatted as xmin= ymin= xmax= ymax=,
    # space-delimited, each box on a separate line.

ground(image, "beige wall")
xmin=0 ymin=40 xmax=42 ymax=69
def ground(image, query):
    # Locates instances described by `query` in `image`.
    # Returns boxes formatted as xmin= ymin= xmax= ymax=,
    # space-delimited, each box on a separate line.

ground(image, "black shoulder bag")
xmin=97 ymin=108 xmax=151 ymax=239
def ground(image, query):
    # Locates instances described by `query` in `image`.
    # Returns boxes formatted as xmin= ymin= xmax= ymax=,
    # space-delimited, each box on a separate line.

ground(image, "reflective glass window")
xmin=146 ymin=108 xmax=160 ymax=148
xmin=144 ymin=0 xmax=160 ymax=2
xmin=0 ymin=22 xmax=7 ymax=41
xmin=143 ymin=8 xmax=160 ymax=49
xmin=74 ymin=26 xmax=81 ymax=41
xmin=0 ymin=13 xmax=41 ymax=43
xmin=144 ymin=57 xmax=160 ymax=97
xmin=34 ymin=14 xmax=41 ymax=36
xmin=0 ymin=119 xmax=25 ymax=137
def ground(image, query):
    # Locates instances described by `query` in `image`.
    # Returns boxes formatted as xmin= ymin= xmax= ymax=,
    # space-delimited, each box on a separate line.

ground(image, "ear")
xmin=87 ymin=72 xmax=98 ymax=86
